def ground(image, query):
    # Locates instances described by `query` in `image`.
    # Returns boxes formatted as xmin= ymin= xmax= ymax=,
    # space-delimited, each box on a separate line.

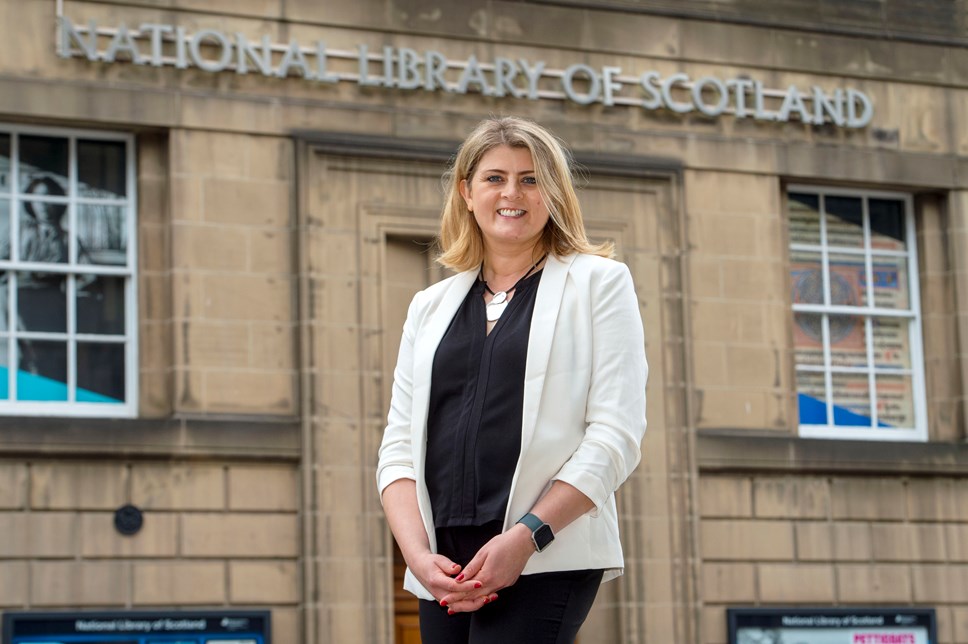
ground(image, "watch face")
xmin=533 ymin=524 xmax=554 ymax=551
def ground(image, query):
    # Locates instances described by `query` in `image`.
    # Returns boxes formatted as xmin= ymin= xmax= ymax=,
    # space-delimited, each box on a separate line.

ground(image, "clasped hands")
xmin=411 ymin=525 xmax=535 ymax=615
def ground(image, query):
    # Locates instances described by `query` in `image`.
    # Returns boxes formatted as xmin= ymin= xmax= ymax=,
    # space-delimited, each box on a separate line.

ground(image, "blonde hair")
xmin=437 ymin=116 xmax=613 ymax=271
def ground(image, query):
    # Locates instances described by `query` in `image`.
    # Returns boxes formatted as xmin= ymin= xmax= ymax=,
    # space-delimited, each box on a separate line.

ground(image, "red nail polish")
xmin=483 ymin=597 xmax=489 ymax=604
xmin=474 ymin=582 xmax=482 ymax=589
xmin=447 ymin=609 xmax=455 ymax=616
xmin=440 ymin=600 xmax=447 ymax=607
xmin=455 ymin=574 xmax=464 ymax=582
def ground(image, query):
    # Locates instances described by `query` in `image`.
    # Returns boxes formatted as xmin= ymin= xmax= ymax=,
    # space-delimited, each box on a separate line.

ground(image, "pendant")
xmin=486 ymin=300 xmax=508 ymax=321
xmin=486 ymin=291 xmax=509 ymax=322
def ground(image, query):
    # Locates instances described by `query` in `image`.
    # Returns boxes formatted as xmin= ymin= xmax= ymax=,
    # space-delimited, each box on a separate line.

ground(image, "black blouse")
xmin=425 ymin=270 xmax=543 ymax=528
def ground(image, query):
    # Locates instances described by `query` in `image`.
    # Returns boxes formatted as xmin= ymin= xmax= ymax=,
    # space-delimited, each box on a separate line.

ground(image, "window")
xmin=788 ymin=186 xmax=926 ymax=441
xmin=0 ymin=124 xmax=136 ymax=416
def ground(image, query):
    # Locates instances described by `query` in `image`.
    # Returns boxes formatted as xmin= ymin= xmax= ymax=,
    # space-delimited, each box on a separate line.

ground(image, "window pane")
xmin=829 ymin=314 xmax=867 ymax=368
xmin=829 ymin=253 xmax=868 ymax=307
xmin=789 ymin=193 xmax=821 ymax=245
xmin=871 ymin=255 xmax=909 ymax=310
xmin=876 ymin=373 xmax=915 ymax=428
xmin=793 ymin=313 xmax=824 ymax=366
xmin=78 ymin=140 xmax=126 ymax=199
xmin=77 ymin=342 xmax=124 ymax=403
xmin=0 ymin=341 xmax=8 ymax=399
xmin=790 ymin=250 xmax=824 ymax=305
xmin=17 ymin=339 xmax=67 ymax=401
xmin=825 ymin=195 xmax=864 ymax=248
xmin=78 ymin=204 xmax=127 ymax=266
xmin=869 ymin=198 xmax=905 ymax=250
xmin=17 ymin=272 xmax=66 ymax=333
xmin=19 ymin=136 xmax=69 ymax=194
xmin=796 ymin=370 xmax=827 ymax=425
xmin=0 ymin=134 xmax=9 ymax=193
xmin=872 ymin=317 xmax=911 ymax=369
xmin=0 ymin=198 xmax=9 ymax=260
xmin=19 ymin=201 xmax=68 ymax=264
xmin=77 ymin=275 xmax=125 ymax=335
xmin=832 ymin=372 xmax=872 ymax=427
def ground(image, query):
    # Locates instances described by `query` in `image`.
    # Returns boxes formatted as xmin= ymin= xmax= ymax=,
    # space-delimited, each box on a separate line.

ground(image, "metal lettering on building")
xmin=56 ymin=17 xmax=874 ymax=128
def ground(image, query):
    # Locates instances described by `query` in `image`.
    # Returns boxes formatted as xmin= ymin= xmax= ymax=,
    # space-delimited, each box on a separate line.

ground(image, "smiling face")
xmin=460 ymin=145 xmax=551 ymax=258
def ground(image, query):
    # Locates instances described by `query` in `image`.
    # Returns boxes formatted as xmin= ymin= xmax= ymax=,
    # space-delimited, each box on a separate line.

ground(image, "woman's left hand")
xmin=439 ymin=524 xmax=534 ymax=613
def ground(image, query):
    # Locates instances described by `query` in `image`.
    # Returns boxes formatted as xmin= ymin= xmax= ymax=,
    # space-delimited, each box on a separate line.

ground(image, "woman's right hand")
xmin=407 ymin=552 xmax=473 ymax=606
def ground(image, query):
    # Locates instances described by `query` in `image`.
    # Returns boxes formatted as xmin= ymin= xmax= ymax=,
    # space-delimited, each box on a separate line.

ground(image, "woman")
xmin=377 ymin=116 xmax=648 ymax=643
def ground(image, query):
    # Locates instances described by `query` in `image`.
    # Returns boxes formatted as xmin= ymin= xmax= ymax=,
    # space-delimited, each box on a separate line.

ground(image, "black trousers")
xmin=419 ymin=522 xmax=604 ymax=644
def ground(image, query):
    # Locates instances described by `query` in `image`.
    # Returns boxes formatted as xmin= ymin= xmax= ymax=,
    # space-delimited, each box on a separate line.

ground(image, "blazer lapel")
xmin=520 ymin=254 xmax=575 ymax=455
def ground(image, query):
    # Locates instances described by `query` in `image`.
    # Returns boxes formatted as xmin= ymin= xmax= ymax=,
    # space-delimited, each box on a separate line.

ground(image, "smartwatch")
xmin=516 ymin=512 xmax=555 ymax=552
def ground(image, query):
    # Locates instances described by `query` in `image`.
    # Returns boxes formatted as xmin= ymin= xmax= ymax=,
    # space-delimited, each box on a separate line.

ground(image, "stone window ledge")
xmin=697 ymin=428 xmax=968 ymax=476
xmin=0 ymin=415 xmax=300 ymax=461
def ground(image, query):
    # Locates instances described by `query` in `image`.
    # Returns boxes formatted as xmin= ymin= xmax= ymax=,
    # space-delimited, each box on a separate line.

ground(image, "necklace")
xmin=480 ymin=255 xmax=546 ymax=322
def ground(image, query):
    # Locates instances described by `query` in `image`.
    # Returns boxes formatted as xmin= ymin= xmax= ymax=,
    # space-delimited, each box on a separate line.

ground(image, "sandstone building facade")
xmin=0 ymin=0 xmax=967 ymax=642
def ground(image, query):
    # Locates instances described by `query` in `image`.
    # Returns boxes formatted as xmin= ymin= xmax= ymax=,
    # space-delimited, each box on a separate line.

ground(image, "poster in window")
xmin=793 ymin=313 xmax=824 ymax=366
xmin=828 ymin=314 xmax=866 ymax=368
xmin=728 ymin=608 xmax=936 ymax=644
xmin=790 ymin=251 xmax=824 ymax=305
xmin=871 ymin=255 xmax=909 ymax=310
xmin=824 ymin=195 xmax=864 ymax=248
xmin=831 ymin=372 xmax=872 ymax=426
xmin=872 ymin=317 xmax=910 ymax=369
xmin=869 ymin=198 xmax=906 ymax=251
xmin=876 ymin=373 xmax=915 ymax=428
xmin=796 ymin=369 xmax=827 ymax=425
xmin=789 ymin=193 xmax=821 ymax=246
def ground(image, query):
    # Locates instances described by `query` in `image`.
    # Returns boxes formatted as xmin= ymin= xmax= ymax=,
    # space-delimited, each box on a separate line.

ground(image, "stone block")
xmin=131 ymin=464 xmax=225 ymax=510
xmin=171 ymin=130 xmax=248 ymax=179
xmin=693 ymin=215 xmax=759 ymax=257
xmin=754 ymin=476 xmax=829 ymax=519
xmin=249 ymin=322 xmax=295 ymax=370
xmin=0 ymin=462 xmax=27 ymax=508
xmin=837 ymin=564 xmax=912 ymax=602
xmin=830 ymin=478 xmax=906 ymax=520
xmin=229 ymin=561 xmax=300 ymax=603
xmin=700 ymin=519 xmax=794 ymax=561
xmin=247 ymin=227 xmax=293 ymax=275
xmin=698 ymin=476 xmax=752 ymax=518
xmin=202 ymin=273 xmax=293 ymax=322
xmin=907 ymin=478 xmax=964 ymax=521
xmin=832 ymin=522 xmax=872 ymax=561
xmin=691 ymin=300 xmax=764 ymax=344
xmin=871 ymin=523 xmax=947 ymax=562
xmin=702 ymin=563 xmax=755 ymax=602
xmin=30 ymin=463 xmax=127 ymax=510
xmin=701 ymin=605 xmax=728 ymax=644
xmin=81 ymin=511 xmax=177 ymax=558
xmin=271 ymin=607 xmax=301 ymax=644
xmin=0 ymin=512 xmax=28 ymax=557
xmin=133 ymin=561 xmax=226 ymax=605
xmin=170 ymin=175 xmax=204 ymax=222
xmin=725 ymin=345 xmax=782 ymax=389
xmin=720 ymin=259 xmax=784 ymax=302
xmin=946 ymin=524 xmax=968 ymax=562
xmin=204 ymin=369 xmax=295 ymax=414
xmin=245 ymin=136 xmax=292 ymax=181
xmin=228 ymin=465 xmax=299 ymax=511
xmin=912 ymin=564 xmax=968 ymax=603
xmin=953 ymin=606 xmax=968 ymax=643
xmin=181 ymin=513 xmax=299 ymax=557
xmin=686 ymin=171 xmax=778 ymax=217
xmin=172 ymin=223 xmax=249 ymax=271
xmin=695 ymin=389 xmax=771 ymax=430
xmin=795 ymin=521 xmax=833 ymax=561
xmin=0 ymin=561 xmax=27 ymax=607
xmin=692 ymin=343 xmax=728 ymax=388
xmin=28 ymin=512 xmax=77 ymax=557
xmin=203 ymin=177 xmax=290 ymax=227
xmin=758 ymin=564 xmax=835 ymax=603
xmin=30 ymin=561 xmax=128 ymax=606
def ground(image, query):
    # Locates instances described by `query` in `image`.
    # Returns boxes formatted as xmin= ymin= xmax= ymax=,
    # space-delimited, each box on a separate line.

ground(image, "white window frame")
xmin=0 ymin=122 xmax=137 ymax=418
xmin=788 ymin=184 xmax=927 ymax=442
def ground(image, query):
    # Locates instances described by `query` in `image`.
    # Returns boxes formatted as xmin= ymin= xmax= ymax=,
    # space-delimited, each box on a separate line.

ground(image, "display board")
xmin=2 ymin=610 xmax=270 ymax=644
xmin=728 ymin=608 xmax=936 ymax=644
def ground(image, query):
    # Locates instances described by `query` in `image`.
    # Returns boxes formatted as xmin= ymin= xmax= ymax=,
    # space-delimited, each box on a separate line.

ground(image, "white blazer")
xmin=377 ymin=253 xmax=648 ymax=600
